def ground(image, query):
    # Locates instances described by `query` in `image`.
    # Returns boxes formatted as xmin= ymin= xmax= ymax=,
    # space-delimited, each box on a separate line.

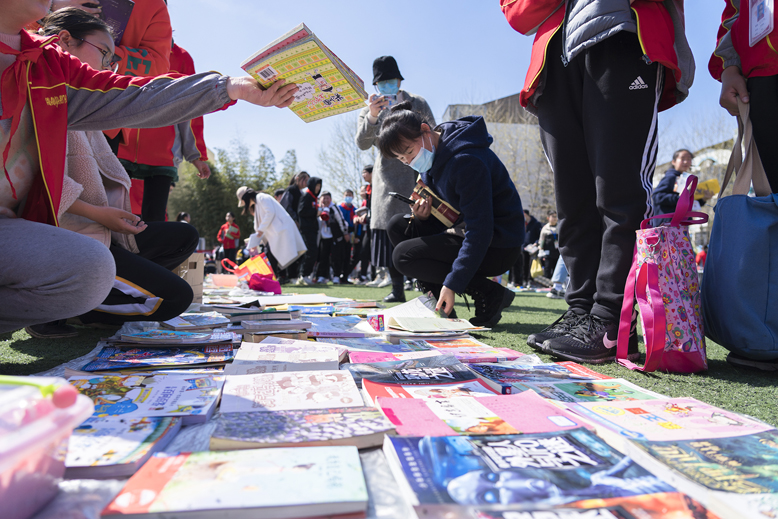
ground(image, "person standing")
xmin=356 ymin=56 xmax=435 ymax=303
xmin=653 ymin=149 xmax=713 ymax=218
xmin=217 ymin=212 xmax=240 ymax=267
xmin=338 ymin=188 xmax=356 ymax=283
xmin=296 ymin=176 xmax=322 ymax=284
xmin=280 ymin=171 xmax=309 ymax=226
xmin=538 ymin=211 xmax=559 ymax=279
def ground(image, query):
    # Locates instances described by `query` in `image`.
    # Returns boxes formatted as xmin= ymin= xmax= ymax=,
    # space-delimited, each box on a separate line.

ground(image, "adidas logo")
xmin=629 ymin=76 xmax=649 ymax=90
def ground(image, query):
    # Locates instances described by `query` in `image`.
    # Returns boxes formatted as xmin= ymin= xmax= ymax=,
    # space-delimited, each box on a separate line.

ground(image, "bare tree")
xmin=317 ymin=113 xmax=376 ymax=195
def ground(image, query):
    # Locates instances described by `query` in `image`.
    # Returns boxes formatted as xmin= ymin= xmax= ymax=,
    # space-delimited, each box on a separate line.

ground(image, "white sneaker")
xmin=301 ymin=276 xmax=314 ymax=286
xmin=316 ymin=277 xmax=328 ymax=284
xmin=376 ymin=273 xmax=392 ymax=288
xmin=365 ymin=268 xmax=386 ymax=287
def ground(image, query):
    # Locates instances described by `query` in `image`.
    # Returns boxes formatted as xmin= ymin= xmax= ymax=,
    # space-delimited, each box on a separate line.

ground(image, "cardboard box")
xmin=174 ymin=253 xmax=204 ymax=304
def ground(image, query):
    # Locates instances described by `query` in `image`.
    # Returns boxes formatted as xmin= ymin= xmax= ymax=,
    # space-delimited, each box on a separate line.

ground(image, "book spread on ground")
xmin=362 ymin=377 xmax=498 ymax=406
xmin=260 ymin=336 xmax=347 ymax=360
xmin=402 ymin=338 xmax=523 ymax=364
xmin=210 ymin=407 xmax=394 ymax=451
xmin=69 ymin=373 xmax=223 ymax=424
xmin=388 ymin=316 xmax=483 ymax=333
xmin=65 ymin=416 xmax=181 ymax=479
xmin=289 ymin=305 xmax=334 ymax=315
xmin=366 ymin=295 xmax=437 ymax=331
xmin=469 ymin=361 xmax=610 ymax=392
xmin=100 ymin=0 xmax=134 ymax=45
xmin=342 ymin=354 xmax=466 ymax=388
xmin=221 ymin=370 xmax=363 ymax=413
xmin=348 ymin=350 xmax=442 ymax=364
xmin=101 ymin=447 xmax=368 ymax=518
xmin=81 ymin=344 xmax=234 ymax=372
xmin=412 ymin=179 xmax=460 ymax=228
xmin=383 ymin=428 xmax=675 ymax=513
xmin=240 ymin=330 xmax=310 ymax=342
xmin=240 ymin=319 xmax=312 ymax=331
xmin=306 ymin=315 xmax=368 ymax=337
xmin=161 ymin=312 xmax=230 ymax=331
xmin=115 ymin=330 xmax=237 ymax=347
xmin=518 ymin=377 xmax=665 ymax=404
xmin=224 ymin=341 xmax=343 ymax=375
xmin=317 ymin=336 xmax=407 ymax=353
xmin=378 ymin=390 xmax=587 ymax=437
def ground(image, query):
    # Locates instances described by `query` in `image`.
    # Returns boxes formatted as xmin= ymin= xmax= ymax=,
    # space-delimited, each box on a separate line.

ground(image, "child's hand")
xmin=436 ymin=286 xmax=456 ymax=316
xmin=720 ymin=66 xmax=749 ymax=116
xmin=411 ymin=198 xmax=431 ymax=220
xmin=368 ymin=94 xmax=389 ymax=118
xmin=192 ymin=159 xmax=211 ymax=179
xmin=94 ymin=207 xmax=147 ymax=234
xmin=227 ymin=77 xmax=298 ymax=108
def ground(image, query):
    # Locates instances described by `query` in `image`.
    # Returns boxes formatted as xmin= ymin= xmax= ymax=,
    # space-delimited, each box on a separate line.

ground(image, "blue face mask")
xmin=376 ymin=79 xmax=399 ymax=96
xmin=344 ymin=196 xmax=353 ymax=205
xmin=409 ymin=133 xmax=435 ymax=173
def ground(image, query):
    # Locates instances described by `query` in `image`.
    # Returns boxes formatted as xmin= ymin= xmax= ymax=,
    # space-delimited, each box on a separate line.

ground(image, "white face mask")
xmin=409 ymin=133 xmax=435 ymax=173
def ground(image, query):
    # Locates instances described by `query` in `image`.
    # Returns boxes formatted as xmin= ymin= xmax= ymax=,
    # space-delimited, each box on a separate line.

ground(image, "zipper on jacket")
xmin=560 ymin=0 xmax=572 ymax=66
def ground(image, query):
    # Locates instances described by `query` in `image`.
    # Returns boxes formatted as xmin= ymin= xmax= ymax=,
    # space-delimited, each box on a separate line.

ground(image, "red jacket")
xmin=709 ymin=0 xmax=778 ymax=81
xmin=501 ymin=0 xmax=685 ymax=112
xmin=0 ymin=31 xmax=232 ymax=226
xmin=217 ymin=222 xmax=240 ymax=249
xmin=118 ymin=44 xmax=208 ymax=167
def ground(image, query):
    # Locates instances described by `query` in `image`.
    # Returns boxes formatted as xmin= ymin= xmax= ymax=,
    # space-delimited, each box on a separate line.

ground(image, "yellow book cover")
xmin=695 ymin=178 xmax=721 ymax=199
xmin=240 ymin=23 xmax=367 ymax=123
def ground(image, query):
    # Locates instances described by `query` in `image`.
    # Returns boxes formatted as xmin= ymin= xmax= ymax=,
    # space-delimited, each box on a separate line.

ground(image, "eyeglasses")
xmin=74 ymin=37 xmax=120 ymax=72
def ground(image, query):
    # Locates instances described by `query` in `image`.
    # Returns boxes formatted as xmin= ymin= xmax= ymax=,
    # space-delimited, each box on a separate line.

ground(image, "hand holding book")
xmin=226 ymin=77 xmax=298 ymax=108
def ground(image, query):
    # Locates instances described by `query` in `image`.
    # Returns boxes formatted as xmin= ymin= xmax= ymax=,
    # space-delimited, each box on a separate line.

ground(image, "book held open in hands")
xmin=241 ymin=23 xmax=368 ymax=123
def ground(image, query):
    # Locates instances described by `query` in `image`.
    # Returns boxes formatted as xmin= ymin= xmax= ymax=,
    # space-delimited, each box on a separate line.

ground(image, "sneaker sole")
xmin=543 ymin=345 xmax=641 ymax=365
xmin=24 ymin=327 xmax=79 ymax=339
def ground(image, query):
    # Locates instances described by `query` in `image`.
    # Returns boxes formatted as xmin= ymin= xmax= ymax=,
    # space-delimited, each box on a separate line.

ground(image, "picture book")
xmin=383 ymin=429 xmax=675 ymax=513
xmin=65 ymin=416 xmax=181 ymax=479
xmin=332 ymin=308 xmax=372 ymax=317
xmin=377 ymin=390 xmax=587 ymax=437
xmin=260 ymin=336 xmax=347 ymax=360
xmin=99 ymin=0 xmax=134 ymax=45
xmin=575 ymin=397 xmax=773 ymax=443
xmin=68 ymin=373 xmax=223 ymax=424
xmin=517 ymin=378 xmax=664 ymax=404
xmin=306 ymin=315 xmax=368 ymax=337
xmin=80 ymin=344 xmax=234 ymax=372
xmin=469 ymin=361 xmax=610 ymax=391
xmin=116 ymin=330 xmax=237 ymax=347
xmin=412 ymin=179 xmax=460 ymax=228
xmin=288 ymin=305 xmax=334 ymax=315
xmin=342 ymin=354 xmax=467 ymax=388
xmin=472 ymin=492 xmax=721 ymax=519
xmin=210 ymin=407 xmax=394 ymax=451
xmin=402 ymin=338 xmax=523 ymax=364
xmin=224 ymin=342 xmax=344 ymax=375
xmin=240 ymin=319 xmax=312 ymax=332
xmin=241 ymin=330 xmax=310 ymax=342
xmin=161 ymin=312 xmax=230 ymax=331
xmin=362 ymin=377 xmax=499 ymax=406
xmin=388 ymin=316 xmax=483 ymax=333
xmin=240 ymin=23 xmax=367 ymax=123
xmin=101 ymin=447 xmax=368 ymax=518
xmin=221 ymin=370 xmax=364 ymax=413
xmin=316 ymin=336 xmax=409 ymax=353
xmin=348 ymin=350 xmax=442 ymax=364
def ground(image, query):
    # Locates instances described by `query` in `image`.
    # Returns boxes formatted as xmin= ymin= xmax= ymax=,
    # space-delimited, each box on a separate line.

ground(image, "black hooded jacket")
xmin=298 ymin=176 xmax=322 ymax=233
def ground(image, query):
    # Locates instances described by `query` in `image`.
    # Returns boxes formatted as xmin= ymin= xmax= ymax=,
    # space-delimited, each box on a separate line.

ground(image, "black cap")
xmin=372 ymin=56 xmax=404 ymax=85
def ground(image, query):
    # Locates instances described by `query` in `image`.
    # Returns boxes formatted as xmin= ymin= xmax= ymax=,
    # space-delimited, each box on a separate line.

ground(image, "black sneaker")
xmin=25 ymin=320 xmax=79 ymax=339
xmin=467 ymin=281 xmax=515 ymax=328
xmin=526 ymin=310 xmax=584 ymax=350
xmin=542 ymin=314 xmax=639 ymax=364
xmin=726 ymin=352 xmax=778 ymax=371
xmin=383 ymin=289 xmax=406 ymax=303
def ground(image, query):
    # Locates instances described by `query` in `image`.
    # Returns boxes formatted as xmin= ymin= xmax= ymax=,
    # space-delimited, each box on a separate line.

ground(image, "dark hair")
xmin=523 ymin=209 xmax=530 ymax=216
xmin=362 ymin=164 xmax=373 ymax=174
xmin=240 ymin=188 xmax=258 ymax=215
xmin=40 ymin=7 xmax=114 ymax=40
xmin=288 ymin=170 xmax=310 ymax=186
xmin=226 ymin=211 xmax=236 ymax=218
xmin=344 ymin=189 xmax=354 ymax=196
xmin=274 ymin=188 xmax=285 ymax=198
xmin=377 ymin=101 xmax=430 ymax=158
xmin=672 ymin=149 xmax=694 ymax=161
xmin=176 ymin=212 xmax=190 ymax=222
xmin=320 ymin=190 xmax=332 ymax=198
xmin=547 ymin=210 xmax=557 ymax=217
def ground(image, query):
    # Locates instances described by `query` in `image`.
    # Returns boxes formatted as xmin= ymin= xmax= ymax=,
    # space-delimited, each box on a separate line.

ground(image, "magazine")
xmin=342 ymin=354 xmax=468 ymax=388
xmin=403 ymin=338 xmax=523 ymax=364
xmin=224 ymin=341 xmax=344 ymax=375
xmin=306 ymin=316 xmax=369 ymax=338
xmin=81 ymin=344 xmax=234 ymax=372
xmin=362 ymin=377 xmax=498 ymax=406
xmin=518 ymin=378 xmax=665 ymax=404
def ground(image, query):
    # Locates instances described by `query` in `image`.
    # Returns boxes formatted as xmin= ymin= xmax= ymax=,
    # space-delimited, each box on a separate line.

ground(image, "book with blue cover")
xmin=81 ymin=345 xmax=234 ymax=372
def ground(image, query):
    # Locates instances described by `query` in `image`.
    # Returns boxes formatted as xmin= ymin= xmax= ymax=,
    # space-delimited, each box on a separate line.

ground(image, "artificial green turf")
xmin=2 ymin=283 xmax=776 ymax=426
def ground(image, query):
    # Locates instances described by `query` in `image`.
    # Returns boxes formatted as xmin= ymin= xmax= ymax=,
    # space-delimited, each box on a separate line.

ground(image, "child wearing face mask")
xmin=377 ymin=102 xmax=525 ymax=328
xmin=338 ymin=189 xmax=356 ymax=284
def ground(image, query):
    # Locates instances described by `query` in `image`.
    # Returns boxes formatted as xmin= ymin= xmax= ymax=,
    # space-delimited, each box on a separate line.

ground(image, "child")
xmin=296 ymin=176 xmax=322 ymax=284
xmin=217 ymin=212 xmax=240 ymax=267
xmin=502 ymin=0 xmax=694 ymax=363
xmin=316 ymin=191 xmax=348 ymax=284
xmin=338 ymin=189 xmax=356 ymax=284
xmin=0 ymin=0 xmax=296 ymax=334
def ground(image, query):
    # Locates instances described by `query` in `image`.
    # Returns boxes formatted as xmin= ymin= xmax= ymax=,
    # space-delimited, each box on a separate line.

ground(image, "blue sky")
xmin=167 ymin=1 xmax=730 ymax=181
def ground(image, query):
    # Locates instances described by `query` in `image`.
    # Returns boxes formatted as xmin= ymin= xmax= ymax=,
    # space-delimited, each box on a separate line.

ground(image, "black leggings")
xmin=747 ymin=76 xmax=778 ymax=193
xmin=141 ymin=175 xmax=173 ymax=222
xmin=80 ymin=222 xmax=199 ymax=325
xmin=387 ymin=214 xmax=520 ymax=292
xmin=300 ymin=228 xmax=319 ymax=277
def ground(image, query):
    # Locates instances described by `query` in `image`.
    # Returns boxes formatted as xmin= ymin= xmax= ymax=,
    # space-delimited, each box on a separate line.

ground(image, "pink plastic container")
xmin=0 ymin=376 xmax=94 ymax=519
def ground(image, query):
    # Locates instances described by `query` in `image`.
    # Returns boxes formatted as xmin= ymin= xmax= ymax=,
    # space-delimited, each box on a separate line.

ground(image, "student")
xmin=503 ymin=0 xmax=694 ymax=363
xmin=0 ymin=0 xmax=297 ymax=334
xmin=296 ymin=176 xmax=322 ymax=284
xmin=354 ymin=165 xmax=374 ymax=283
xmin=538 ymin=211 xmax=559 ymax=280
xmin=280 ymin=171 xmax=309 ymax=226
xmin=652 ymin=149 xmax=713 ymax=217
xmin=274 ymin=188 xmax=285 ymax=202
xmin=316 ymin=191 xmax=348 ymax=284
xmin=176 ymin=212 xmax=191 ymax=223
xmin=217 ymin=211 xmax=240 ymax=266
xmin=378 ymin=102 xmax=524 ymax=327
xmin=338 ymin=188 xmax=356 ymax=284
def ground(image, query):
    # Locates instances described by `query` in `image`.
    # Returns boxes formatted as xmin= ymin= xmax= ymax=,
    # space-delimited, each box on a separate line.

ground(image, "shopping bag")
xmin=617 ymin=176 xmax=709 ymax=373
xmin=248 ymin=273 xmax=282 ymax=294
xmin=701 ymin=99 xmax=778 ymax=360
xmin=221 ymin=252 xmax=276 ymax=280
xmin=530 ymin=258 xmax=543 ymax=278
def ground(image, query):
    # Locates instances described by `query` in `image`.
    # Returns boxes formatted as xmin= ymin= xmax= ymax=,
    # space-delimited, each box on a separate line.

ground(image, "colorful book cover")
xmin=388 ymin=317 xmax=481 ymax=333
xmin=402 ymin=338 xmax=523 ymax=363
xmin=518 ymin=378 xmax=664 ymax=404
xmin=65 ymin=416 xmax=181 ymax=478
xmin=363 ymin=377 xmax=498 ymax=406
xmin=383 ymin=429 xmax=674 ymax=510
xmin=306 ymin=316 xmax=367 ymax=337
xmin=224 ymin=342 xmax=343 ymax=375
xmin=119 ymin=329 xmax=214 ymax=343
xmin=101 ymin=447 xmax=368 ymax=517
xmin=472 ymin=492 xmax=721 ymax=519
xmin=412 ymin=179 xmax=461 ymax=228
xmin=69 ymin=373 xmax=223 ymax=424
xmin=240 ymin=23 xmax=367 ymax=123
xmin=575 ymin=397 xmax=773 ymax=442
xmin=221 ymin=370 xmax=363 ymax=413
xmin=210 ymin=407 xmax=394 ymax=451
xmin=81 ymin=344 xmax=234 ymax=372
xmin=288 ymin=305 xmax=335 ymax=315
xmin=348 ymin=350 xmax=442 ymax=364
xmin=161 ymin=312 xmax=230 ymax=330
xmin=240 ymin=319 xmax=312 ymax=331
xmin=258 ymin=336 xmax=347 ymax=360
xmin=317 ymin=336 xmax=410 ymax=353
xmin=378 ymin=391 xmax=587 ymax=437
xmin=342 ymin=354 xmax=466 ymax=388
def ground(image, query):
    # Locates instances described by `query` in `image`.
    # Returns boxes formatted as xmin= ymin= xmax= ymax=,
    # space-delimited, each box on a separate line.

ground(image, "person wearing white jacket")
xmin=236 ymin=187 xmax=307 ymax=276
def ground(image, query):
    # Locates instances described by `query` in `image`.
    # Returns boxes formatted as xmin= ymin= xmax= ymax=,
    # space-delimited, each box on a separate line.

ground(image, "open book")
xmin=240 ymin=23 xmax=367 ymax=123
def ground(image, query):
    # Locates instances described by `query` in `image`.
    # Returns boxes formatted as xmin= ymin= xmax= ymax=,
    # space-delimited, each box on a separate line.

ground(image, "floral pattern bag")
xmin=616 ymin=176 xmax=709 ymax=373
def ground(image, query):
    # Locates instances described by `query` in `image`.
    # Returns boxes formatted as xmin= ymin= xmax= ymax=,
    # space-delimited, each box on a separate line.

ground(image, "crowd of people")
xmin=1 ymin=0 xmax=775 ymax=369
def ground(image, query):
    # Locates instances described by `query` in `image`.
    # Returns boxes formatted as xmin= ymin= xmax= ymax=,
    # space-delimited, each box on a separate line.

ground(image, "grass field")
xmin=2 ymin=283 xmax=776 ymax=426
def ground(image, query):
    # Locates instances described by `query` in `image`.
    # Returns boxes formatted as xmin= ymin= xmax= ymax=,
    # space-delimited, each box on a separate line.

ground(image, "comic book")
xmin=239 ymin=319 xmax=312 ymax=332
xmin=101 ymin=447 xmax=368 ymax=518
xmin=224 ymin=341 xmax=344 ymax=376
xmin=240 ymin=23 xmax=367 ymax=123
xmin=402 ymin=338 xmax=523 ymax=364
xmin=377 ymin=391 xmax=588 ymax=437
xmin=68 ymin=373 xmax=223 ymax=424
xmin=221 ymin=370 xmax=363 ymax=413
xmin=516 ymin=378 xmax=664 ymax=404
xmin=362 ymin=377 xmax=499 ymax=406
xmin=305 ymin=316 xmax=369 ymax=338
xmin=348 ymin=350 xmax=442 ymax=364
xmin=80 ymin=344 xmax=234 ymax=372
xmin=342 ymin=354 xmax=469 ymax=388
xmin=316 ymin=336 xmax=409 ymax=353
xmin=210 ymin=407 xmax=394 ymax=451
xmin=65 ymin=417 xmax=181 ymax=479
xmin=383 ymin=429 xmax=676 ymax=515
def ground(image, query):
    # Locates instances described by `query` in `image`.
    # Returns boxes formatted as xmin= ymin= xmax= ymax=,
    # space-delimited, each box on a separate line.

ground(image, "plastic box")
xmin=0 ymin=376 xmax=94 ymax=519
